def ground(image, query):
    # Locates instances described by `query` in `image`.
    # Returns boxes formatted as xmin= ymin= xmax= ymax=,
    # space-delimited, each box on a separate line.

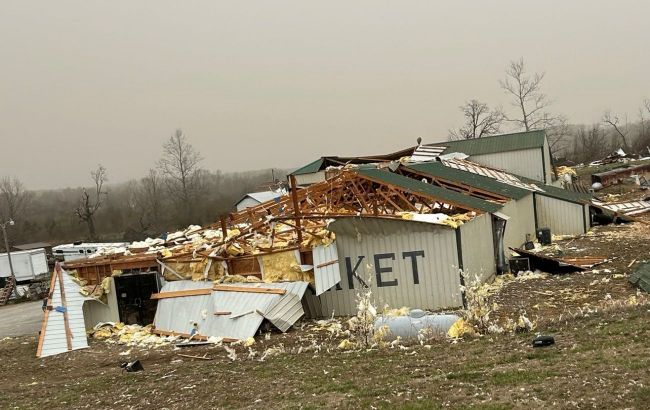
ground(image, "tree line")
xmin=0 ymin=131 xmax=287 ymax=249
xmin=449 ymin=58 xmax=650 ymax=163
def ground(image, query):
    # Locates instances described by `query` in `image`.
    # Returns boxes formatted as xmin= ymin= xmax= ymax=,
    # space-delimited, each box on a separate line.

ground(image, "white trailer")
xmin=0 ymin=248 xmax=49 ymax=282
xmin=52 ymin=242 xmax=128 ymax=262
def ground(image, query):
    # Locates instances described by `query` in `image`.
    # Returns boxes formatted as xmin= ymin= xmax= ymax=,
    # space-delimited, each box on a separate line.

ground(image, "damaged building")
xmin=37 ymin=130 xmax=605 ymax=355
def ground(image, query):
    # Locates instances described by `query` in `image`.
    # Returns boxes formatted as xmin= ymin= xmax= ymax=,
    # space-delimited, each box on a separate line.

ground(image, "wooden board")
xmin=212 ymin=285 xmax=286 ymax=295
xmin=150 ymin=288 xmax=213 ymax=300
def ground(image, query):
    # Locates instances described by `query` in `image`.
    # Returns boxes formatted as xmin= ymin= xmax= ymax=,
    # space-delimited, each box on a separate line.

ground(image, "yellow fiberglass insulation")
xmin=260 ymin=251 xmax=314 ymax=283
xmin=162 ymin=258 xmax=225 ymax=282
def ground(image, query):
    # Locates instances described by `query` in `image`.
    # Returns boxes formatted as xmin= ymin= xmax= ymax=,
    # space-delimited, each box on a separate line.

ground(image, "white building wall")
xmin=235 ymin=197 xmax=261 ymax=212
xmin=294 ymin=171 xmax=326 ymax=186
xmin=83 ymin=277 xmax=120 ymax=329
xmin=535 ymin=194 xmax=587 ymax=236
xmin=470 ymin=148 xmax=545 ymax=183
xmin=306 ymin=218 xmax=464 ymax=317
xmin=459 ymin=213 xmax=496 ymax=284
xmin=500 ymin=195 xmax=536 ymax=252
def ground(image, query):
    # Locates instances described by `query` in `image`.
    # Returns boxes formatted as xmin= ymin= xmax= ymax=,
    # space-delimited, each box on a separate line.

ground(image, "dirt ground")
xmin=2 ymin=175 xmax=649 ymax=409
xmin=0 ymin=303 xmax=648 ymax=409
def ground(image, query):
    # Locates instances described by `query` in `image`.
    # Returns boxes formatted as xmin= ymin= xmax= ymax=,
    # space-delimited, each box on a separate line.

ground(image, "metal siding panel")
xmin=313 ymin=243 xmax=341 ymax=295
xmin=29 ymin=249 xmax=49 ymax=276
xmin=308 ymin=218 xmax=462 ymax=317
xmin=39 ymin=271 xmax=90 ymax=357
xmin=471 ymin=149 xmax=545 ymax=183
xmin=153 ymin=281 xmax=308 ymax=339
xmin=501 ymin=195 xmax=536 ymax=251
xmin=535 ymin=195 xmax=585 ymax=236
xmin=460 ymin=213 xmax=495 ymax=284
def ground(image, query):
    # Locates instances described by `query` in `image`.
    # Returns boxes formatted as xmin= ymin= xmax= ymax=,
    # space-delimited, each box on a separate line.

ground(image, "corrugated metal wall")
xmin=501 ymin=195 xmax=536 ymax=251
xmin=535 ymin=194 xmax=587 ymax=236
xmin=306 ymin=218 xmax=463 ymax=317
xmin=459 ymin=213 xmax=496 ymax=284
xmin=471 ymin=148 xmax=544 ymax=183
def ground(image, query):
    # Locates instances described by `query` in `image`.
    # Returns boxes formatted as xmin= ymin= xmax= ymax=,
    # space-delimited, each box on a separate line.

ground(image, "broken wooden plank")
xmin=214 ymin=311 xmax=232 ymax=316
xmin=212 ymin=285 xmax=285 ymax=295
xmin=316 ymin=259 xmax=339 ymax=269
xmin=150 ymin=288 xmax=213 ymax=300
xmin=152 ymin=329 xmax=238 ymax=343
xmin=178 ymin=354 xmax=213 ymax=361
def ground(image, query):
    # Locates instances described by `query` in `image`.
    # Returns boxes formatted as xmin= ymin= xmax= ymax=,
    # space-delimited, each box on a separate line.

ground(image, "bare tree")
xmin=545 ymin=115 xmax=570 ymax=158
xmin=128 ymin=169 xmax=164 ymax=235
xmin=448 ymin=99 xmax=505 ymax=140
xmin=158 ymin=129 xmax=203 ymax=223
xmin=0 ymin=177 xmax=31 ymax=223
xmin=500 ymin=58 xmax=556 ymax=131
xmin=74 ymin=165 xmax=108 ymax=241
xmin=575 ymin=125 xmax=608 ymax=164
xmin=601 ymin=111 xmax=630 ymax=149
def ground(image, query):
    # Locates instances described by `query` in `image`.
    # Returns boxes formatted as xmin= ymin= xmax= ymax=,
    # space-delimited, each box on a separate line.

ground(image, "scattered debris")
xmin=629 ymin=261 xmax=650 ymax=293
xmin=120 ymin=360 xmax=144 ymax=373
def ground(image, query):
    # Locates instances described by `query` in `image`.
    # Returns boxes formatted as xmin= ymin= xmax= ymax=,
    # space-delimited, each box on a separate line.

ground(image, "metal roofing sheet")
xmin=313 ymin=243 xmax=341 ymax=296
xmin=441 ymin=159 xmax=543 ymax=192
xmin=428 ymin=130 xmax=546 ymax=156
xmin=410 ymin=145 xmax=447 ymax=162
xmin=406 ymin=161 xmax=530 ymax=200
xmin=355 ymin=168 xmax=502 ymax=213
xmin=153 ymin=281 xmax=309 ymax=340
xmin=593 ymin=200 xmax=650 ymax=216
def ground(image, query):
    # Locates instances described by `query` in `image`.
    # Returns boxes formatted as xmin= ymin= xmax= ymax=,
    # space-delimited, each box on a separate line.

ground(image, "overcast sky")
xmin=1 ymin=1 xmax=649 ymax=189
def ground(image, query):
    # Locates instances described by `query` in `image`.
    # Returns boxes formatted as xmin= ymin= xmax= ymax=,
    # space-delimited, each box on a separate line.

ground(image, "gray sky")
xmin=1 ymin=0 xmax=649 ymax=189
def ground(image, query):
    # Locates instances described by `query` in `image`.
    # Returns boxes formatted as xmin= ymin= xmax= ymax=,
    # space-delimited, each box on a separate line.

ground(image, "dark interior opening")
xmin=114 ymin=273 xmax=160 ymax=325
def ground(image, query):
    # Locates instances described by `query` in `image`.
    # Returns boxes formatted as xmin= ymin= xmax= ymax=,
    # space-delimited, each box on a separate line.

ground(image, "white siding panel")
xmin=307 ymin=218 xmax=462 ymax=317
xmin=460 ymin=213 xmax=495 ymax=284
xmin=501 ymin=195 xmax=536 ymax=252
xmin=38 ymin=270 xmax=90 ymax=358
xmin=29 ymin=249 xmax=49 ymax=276
xmin=313 ymin=243 xmax=341 ymax=295
xmin=470 ymin=148 xmax=544 ymax=182
xmin=535 ymin=194 xmax=587 ymax=236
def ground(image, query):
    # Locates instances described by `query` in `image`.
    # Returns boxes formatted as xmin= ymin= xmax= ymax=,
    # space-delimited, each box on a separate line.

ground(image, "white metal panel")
xmin=236 ymin=197 xmax=262 ymax=212
xmin=38 ymin=270 xmax=90 ymax=357
xmin=500 ymin=195 xmax=536 ymax=252
xmin=535 ymin=194 xmax=587 ymax=236
xmin=313 ymin=243 xmax=341 ymax=295
xmin=29 ymin=249 xmax=49 ymax=276
xmin=0 ymin=250 xmax=36 ymax=281
xmin=153 ymin=281 xmax=309 ymax=340
xmin=470 ymin=148 xmax=545 ymax=183
xmin=294 ymin=171 xmax=326 ymax=186
xmin=263 ymin=282 xmax=308 ymax=332
xmin=460 ymin=213 xmax=495 ymax=284
xmin=308 ymin=218 xmax=462 ymax=317
xmin=82 ymin=277 xmax=120 ymax=329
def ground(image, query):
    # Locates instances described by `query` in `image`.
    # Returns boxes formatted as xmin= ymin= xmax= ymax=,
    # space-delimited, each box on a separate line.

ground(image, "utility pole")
xmin=1 ymin=220 xmax=17 ymax=299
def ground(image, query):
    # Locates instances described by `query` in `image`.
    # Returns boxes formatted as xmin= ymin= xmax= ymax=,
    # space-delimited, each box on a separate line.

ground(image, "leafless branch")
xmin=449 ymin=99 xmax=505 ymax=140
